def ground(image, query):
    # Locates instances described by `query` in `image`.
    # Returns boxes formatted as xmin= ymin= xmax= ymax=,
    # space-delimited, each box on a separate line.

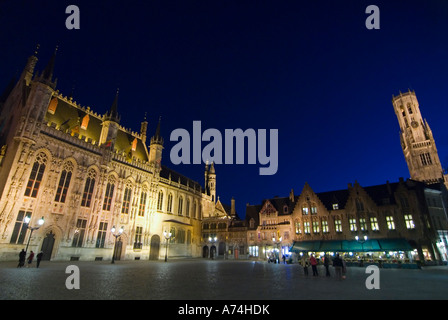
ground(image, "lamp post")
xmin=111 ymin=226 xmax=124 ymax=264
xmin=163 ymin=230 xmax=173 ymax=262
xmin=23 ymin=216 xmax=44 ymax=255
xmin=272 ymin=236 xmax=282 ymax=264
xmin=208 ymin=236 xmax=217 ymax=259
xmin=355 ymin=235 xmax=368 ymax=267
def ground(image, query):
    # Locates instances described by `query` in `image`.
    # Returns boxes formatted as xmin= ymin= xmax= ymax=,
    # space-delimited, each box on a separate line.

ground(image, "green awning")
xmin=378 ymin=238 xmax=414 ymax=251
xmin=290 ymin=238 xmax=413 ymax=253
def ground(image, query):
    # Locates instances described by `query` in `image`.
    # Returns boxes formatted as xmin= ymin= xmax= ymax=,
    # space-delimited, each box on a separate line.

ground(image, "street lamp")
xmin=163 ymin=230 xmax=173 ymax=262
xmin=24 ymin=216 xmax=44 ymax=255
xmin=355 ymin=235 xmax=368 ymax=266
xmin=111 ymin=226 xmax=124 ymax=264
xmin=272 ymin=236 xmax=282 ymax=264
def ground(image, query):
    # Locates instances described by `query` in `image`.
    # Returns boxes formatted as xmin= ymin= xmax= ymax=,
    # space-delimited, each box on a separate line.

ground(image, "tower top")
xmin=104 ymin=89 xmax=121 ymax=123
xmin=150 ymin=116 xmax=164 ymax=145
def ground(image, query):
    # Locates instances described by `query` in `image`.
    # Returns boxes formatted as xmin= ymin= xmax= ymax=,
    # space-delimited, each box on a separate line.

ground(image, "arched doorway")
xmin=113 ymin=238 xmax=123 ymax=261
xmin=210 ymin=245 xmax=216 ymax=259
xmin=149 ymin=235 xmax=160 ymax=260
xmin=40 ymin=231 xmax=55 ymax=260
xmin=218 ymin=242 xmax=226 ymax=256
xmin=202 ymin=246 xmax=209 ymax=258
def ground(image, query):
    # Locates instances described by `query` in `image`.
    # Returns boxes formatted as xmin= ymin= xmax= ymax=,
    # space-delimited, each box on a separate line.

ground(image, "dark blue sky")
xmin=1 ymin=0 xmax=447 ymax=218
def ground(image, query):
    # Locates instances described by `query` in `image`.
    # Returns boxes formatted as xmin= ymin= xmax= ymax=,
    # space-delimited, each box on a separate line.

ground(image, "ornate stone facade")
xmin=0 ymin=49 xmax=218 ymax=261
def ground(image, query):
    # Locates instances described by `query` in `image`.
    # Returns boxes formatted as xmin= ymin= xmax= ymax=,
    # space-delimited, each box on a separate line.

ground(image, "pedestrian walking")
xmin=324 ymin=253 xmax=332 ymax=277
xmin=27 ymin=251 xmax=34 ymax=267
xmin=310 ymin=254 xmax=318 ymax=276
xmin=341 ymin=256 xmax=347 ymax=279
xmin=17 ymin=249 xmax=26 ymax=268
xmin=300 ymin=255 xmax=309 ymax=276
xmin=333 ymin=253 xmax=343 ymax=280
xmin=36 ymin=251 xmax=43 ymax=268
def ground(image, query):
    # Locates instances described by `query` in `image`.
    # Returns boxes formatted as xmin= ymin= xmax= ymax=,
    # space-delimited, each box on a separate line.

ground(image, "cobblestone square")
xmin=1 ymin=259 xmax=447 ymax=301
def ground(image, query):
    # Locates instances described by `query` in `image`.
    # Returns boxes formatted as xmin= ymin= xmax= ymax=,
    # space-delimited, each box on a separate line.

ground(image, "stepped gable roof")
xmin=315 ymin=189 xmax=350 ymax=211
xmin=245 ymin=203 xmax=262 ymax=227
xmin=265 ymin=196 xmax=296 ymax=215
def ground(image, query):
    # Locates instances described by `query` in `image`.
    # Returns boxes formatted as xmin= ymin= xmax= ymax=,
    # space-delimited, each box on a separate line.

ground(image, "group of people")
xmin=299 ymin=253 xmax=347 ymax=280
xmin=17 ymin=249 xmax=44 ymax=268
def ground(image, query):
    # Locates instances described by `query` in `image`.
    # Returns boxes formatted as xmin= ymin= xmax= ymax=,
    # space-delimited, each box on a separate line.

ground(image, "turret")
xmin=148 ymin=116 xmax=163 ymax=167
xmin=99 ymin=89 xmax=121 ymax=148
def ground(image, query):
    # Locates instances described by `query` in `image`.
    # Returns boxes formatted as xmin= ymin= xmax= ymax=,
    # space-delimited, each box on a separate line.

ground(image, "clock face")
xmin=411 ymin=120 xmax=418 ymax=128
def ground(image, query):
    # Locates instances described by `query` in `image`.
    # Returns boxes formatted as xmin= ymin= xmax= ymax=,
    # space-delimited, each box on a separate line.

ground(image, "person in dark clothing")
xmin=333 ymin=254 xmax=343 ymax=280
xmin=324 ymin=253 xmax=332 ymax=277
xmin=17 ymin=249 xmax=26 ymax=268
xmin=36 ymin=251 xmax=44 ymax=268
xmin=27 ymin=251 xmax=34 ymax=267
xmin=310 ymin=255 xmax=318 ymax=276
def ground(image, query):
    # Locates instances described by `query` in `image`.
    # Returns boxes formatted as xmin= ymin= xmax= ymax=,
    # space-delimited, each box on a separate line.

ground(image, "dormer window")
xmin=283 ymin=205 xmax=288 ymax=214
xmin=332 ymin=203 xmax=339 ymax=210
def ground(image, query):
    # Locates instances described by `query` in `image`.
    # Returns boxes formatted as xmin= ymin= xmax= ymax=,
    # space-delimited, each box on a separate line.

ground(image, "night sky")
xmin=1 ymin=0 xmax=447 ymax=218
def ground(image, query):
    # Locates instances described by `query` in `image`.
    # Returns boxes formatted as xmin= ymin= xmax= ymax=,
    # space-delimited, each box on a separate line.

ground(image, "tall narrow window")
xmin=10 ymin=211 xmax=32 ymax=244
xmin=103 ymin=179 xmax=115 ymax=211
xmin=335 ymin=219 xmax=342 ymax=233
xmin=304 ymin=222 xmax=310 ymax=234
xmin=322 ymin=220 xmax=329 ymax=233
xmin=157 ymin=191 xmax=163 ymax=211
xmin=370 ymin=217 xmax=379 ymax=231
xmin=138 ymin=191 xmax=147 ymax=217
xmin=55 ymin=162 xmax=74 ymax=203
xmin=404 ymin=214 xmax=415 ymax=229
xmin=355 ymin=198 xmax=364 ymax=211
xmin=25 ymin=152 xmax=47 ymax=198
xmin=349 ymin=218 xmax=357 ymax=231
xmin=302 ymin=206 xmax=309 ymax=215
xmin=386 ymin=216 xmax=395 ymax=230
xmin=178 ymin=196 xmax=183 ymax=215
xmin=72 ymin=219 xmax=87 ymax=247
xmin=96 ymin=222 xmax=108 ymax=248
xmin=312 ymin=221 xmax=320 ymax=233
xmin=81 ymin=169 xmax=96 ymax=207
xmin=121 ymin=186 xmax=132 ymax=214
xmin=134 ymin=226 xmax=143 ymax=249
xmin=193 ymin=201 xmax=197 ymax=219
xmin=167 ymin=193 xmax=173 ymax=213
xmin=186 ymin=198 xmax=190 ymax=217
xmin=295 ymin=222 xmax=301 ymax=234
xmin=359 ymin=218 xmax=367 ymax=231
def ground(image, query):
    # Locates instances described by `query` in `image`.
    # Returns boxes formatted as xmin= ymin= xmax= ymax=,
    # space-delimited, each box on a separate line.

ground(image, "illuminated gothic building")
xmin=244 ymin=91 xmax=448 ymax=264
xmin=0 ymin=48 xmax=226 ymax=261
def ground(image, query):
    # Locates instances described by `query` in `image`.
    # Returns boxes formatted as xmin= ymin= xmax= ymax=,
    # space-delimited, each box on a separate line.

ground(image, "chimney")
xmin=231 ymin=197 xmax=236 ymax=216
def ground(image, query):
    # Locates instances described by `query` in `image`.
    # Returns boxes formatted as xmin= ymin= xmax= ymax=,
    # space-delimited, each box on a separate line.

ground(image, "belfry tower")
xmin=392 ymin=90 xmax=445 ymax=185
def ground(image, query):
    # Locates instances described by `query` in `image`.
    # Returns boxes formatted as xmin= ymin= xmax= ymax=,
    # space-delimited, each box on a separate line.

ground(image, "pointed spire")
xmin=21 ymin=44 xmax=40 ymax=85
xmin=42 ymin=45 xmax=58 ymax=81
xmin=150 ymin=116 xmax=163 ymax=145
xmin=104 ymin=88 xmax=121 ymax=123
xmin=209 ymin=161 xmax=215 ymax=174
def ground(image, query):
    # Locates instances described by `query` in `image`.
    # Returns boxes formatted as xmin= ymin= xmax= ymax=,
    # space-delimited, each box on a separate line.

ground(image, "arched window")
xmin=157 ymin=191 xmax=163 ymax=211
xmin=192 ymin=201 xmax=197 ymax=219
xmin=81 ymin=169 xmax=96 ymax=207
xmin=186 ymin=198 xmax=190 ymax=217
xmin=178 ymin=196 xmax=183 ymax=215
xmin=25 ymin=152 xmax=47 ymax=198
xmin=121 ymin=184 xmax=132 ymax=214
xmin=55 ymin=161 xmax=74 ymax=203
xmin=139 ymin=190 xmax=147 ymax=217
xmin=103 ymin=176 xmax=115 ymax=211
xmin=167 ymin=193 xmax=173 ymax=213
